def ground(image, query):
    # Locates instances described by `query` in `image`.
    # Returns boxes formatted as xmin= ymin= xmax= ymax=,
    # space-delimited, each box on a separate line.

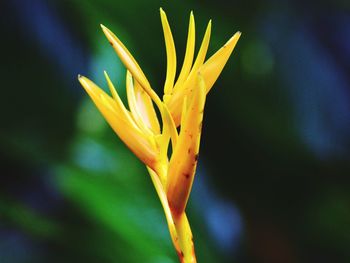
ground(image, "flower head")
xmin=79 ymin=8 xmax=240 ymax=263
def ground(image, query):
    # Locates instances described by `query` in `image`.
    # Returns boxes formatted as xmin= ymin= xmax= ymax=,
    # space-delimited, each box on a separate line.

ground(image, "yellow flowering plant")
xmin=78 ymin=8 xmax=240 ymax=263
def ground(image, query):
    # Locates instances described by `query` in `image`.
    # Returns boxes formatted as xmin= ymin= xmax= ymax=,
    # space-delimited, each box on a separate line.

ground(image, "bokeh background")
xmin=1 ymin=0 xmax=350 ymax=262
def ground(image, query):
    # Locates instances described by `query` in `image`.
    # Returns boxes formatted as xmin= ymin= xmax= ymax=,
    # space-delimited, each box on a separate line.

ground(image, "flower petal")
xmin=187 ymin=19 xmax=212 ymax=78
xmin=78 ymin=75 xmax=158 ymax=169
xmin=201 ymin=31 xmax=241 ymax=93
xmin=133 ymin=77 xmax=161 ymax=135
xmin=173 ymin=11 xmax=195 ymax=93
xmin=160 ymin=8 xmax=177 ymax=96
xmin=161 ymin=104 xmax=178 ymax=151
xmin=101 ymin=24 xmax=163 ymax=109
xmin=126 ymin=71 xmax=154 ymax=137
xmin=167 ymin=20 xmax=211 ymax=126
xmin=101 ymin=25 xmax=149 ymax=90
xmin=153 ymin=104 xmax=178 ymax=184
xmin=166 ymin=74 xmax=206 ymax=215
xmin=104 ymin=71 xmax=141 ymax=131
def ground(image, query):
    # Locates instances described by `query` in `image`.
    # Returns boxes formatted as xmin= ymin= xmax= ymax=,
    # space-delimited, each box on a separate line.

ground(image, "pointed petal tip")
xmin=234 ymin=31 xmax=242 ymax=39
xmin=78 ymin=75 xmax=91 ymax=87
xmin=103 ymin=71 xmax=109 ymax=80
xmin=100 ymin=24 xmax=112 ymax=37
xmin=189 ymin=11 xmax=195 ymax=24
xmin=78 ymin=75 xmax=87 ymax=82
xmin=225 ymin=31 xmax=242 ymax=46
xmin=206 ymin=19 xmax=212 ymax=32
xmin=78 ymin=75 xmax=93 ymax=92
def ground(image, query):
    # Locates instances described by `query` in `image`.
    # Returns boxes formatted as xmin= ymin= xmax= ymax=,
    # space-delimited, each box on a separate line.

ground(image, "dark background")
xmin=1 ymin=0 xmax=350 ymax=262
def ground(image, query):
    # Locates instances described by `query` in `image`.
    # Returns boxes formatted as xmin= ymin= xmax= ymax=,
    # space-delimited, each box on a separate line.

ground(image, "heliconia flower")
xmin=78 ymin=8 xmax=240 ymax=263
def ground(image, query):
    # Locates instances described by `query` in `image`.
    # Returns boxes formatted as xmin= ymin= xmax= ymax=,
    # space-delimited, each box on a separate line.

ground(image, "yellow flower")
xmin=78 ymin=8 xmax=240 ymax=263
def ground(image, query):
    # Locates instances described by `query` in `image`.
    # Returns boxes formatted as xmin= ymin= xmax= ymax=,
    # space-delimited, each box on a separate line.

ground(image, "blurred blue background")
xmin=1 ymin=0 xmax=350 ymax=262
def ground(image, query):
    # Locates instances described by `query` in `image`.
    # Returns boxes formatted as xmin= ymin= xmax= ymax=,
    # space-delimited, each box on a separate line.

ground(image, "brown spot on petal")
xmin=176 ymin=250 xmax=184 ymax=260
xmin=184 ymin=173 xmax=190 ymax=179
xmin=194 ymin=154 xmax=199 ymax=161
